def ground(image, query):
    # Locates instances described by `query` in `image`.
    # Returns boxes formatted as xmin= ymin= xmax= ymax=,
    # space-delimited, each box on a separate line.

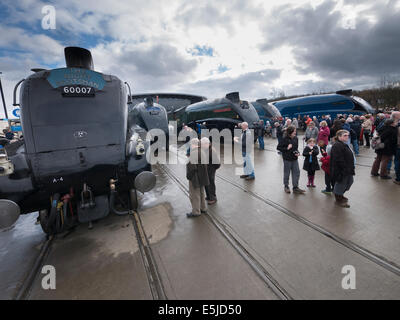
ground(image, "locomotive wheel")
xmin=39 ymin=209 xmax=50 ymax=234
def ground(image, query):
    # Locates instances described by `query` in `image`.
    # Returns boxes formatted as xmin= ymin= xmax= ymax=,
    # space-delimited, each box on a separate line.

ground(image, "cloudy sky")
xmin=1 ymin=0 xmax=400 ymax=117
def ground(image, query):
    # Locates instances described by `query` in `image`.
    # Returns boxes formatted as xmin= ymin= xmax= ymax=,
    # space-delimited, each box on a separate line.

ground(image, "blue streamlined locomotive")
xmin=251 ymin=98 xmax=282 ymax=124
xmin=268 ymin=90 xmax=374 ymax=120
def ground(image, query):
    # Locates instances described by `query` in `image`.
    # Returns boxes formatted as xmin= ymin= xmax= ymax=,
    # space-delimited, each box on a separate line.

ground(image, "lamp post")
xmin=0 ymin=72 xmax=9 ymax=120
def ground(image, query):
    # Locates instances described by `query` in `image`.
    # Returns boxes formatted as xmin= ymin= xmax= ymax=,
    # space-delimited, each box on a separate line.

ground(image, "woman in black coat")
xmin=330 ymin=130 xmax=355 ymax=208
xmin=371 ymin=119 xmax=398 ymax=179
xmin=302 ymin=138 xmax=320 ymax=187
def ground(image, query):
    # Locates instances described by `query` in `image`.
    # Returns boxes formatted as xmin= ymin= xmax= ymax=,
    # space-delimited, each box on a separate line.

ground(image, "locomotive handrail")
xmin=13 ymin=79 xmax=25 ymax=106
xmin=125 ymin=82 xmax=133 ymax=105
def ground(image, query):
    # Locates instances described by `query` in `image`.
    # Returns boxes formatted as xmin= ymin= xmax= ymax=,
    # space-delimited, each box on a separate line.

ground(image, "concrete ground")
xmin=0 ymin=213 xmax=44 ymax=299
xmin=235 ymin=134 xmax=400 ymax=267
xmin=138 ymin=166 xmax=278 ymax=300
xmin=2 ymin=167 xmax=277 ymax=300
xmin=163 ymin=135 xmax=400 ymax=299
xmin=27 ymin=213 xmax=152 ymax=299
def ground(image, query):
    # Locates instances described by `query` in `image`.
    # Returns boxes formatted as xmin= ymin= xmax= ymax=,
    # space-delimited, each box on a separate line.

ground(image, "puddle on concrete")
xmin=30 ymin=249 xmax=151 ymax=300
xmin=139 ymin=203 xmax=173 ymax=245
xmin=53 ymin=214 xmax=140 ymax=259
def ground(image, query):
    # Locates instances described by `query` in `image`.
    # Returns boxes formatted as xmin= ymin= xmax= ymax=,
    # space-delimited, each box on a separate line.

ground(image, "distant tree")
xmin=269 ymin=87 xmax=286 ymax=100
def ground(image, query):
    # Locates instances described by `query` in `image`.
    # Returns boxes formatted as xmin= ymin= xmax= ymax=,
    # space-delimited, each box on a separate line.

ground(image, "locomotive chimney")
xmin=64 ymin=47 xmax=94 ymax=70
xmin=225 ymin=92 xmax=240 ymax=103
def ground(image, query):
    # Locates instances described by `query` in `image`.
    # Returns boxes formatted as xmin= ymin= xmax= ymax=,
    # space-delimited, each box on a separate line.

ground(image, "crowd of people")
xmin=271 ymin=111 xmax=400 ymax=207
xmin=183 ymin=110 xmax=400 ymax=216
xmin=0 ymin=127 xmax=15 ymax=141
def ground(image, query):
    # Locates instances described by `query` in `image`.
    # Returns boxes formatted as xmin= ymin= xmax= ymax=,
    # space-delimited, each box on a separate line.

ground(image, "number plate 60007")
xmin=61 ymin=86 xmax=95 ymax=97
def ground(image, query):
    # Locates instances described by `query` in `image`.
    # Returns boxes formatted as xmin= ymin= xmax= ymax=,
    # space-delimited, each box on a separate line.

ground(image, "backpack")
xmin=376 ymin=120 xmax=385 ymax=132
xmin=371 ymin=130 xmax=385 ymax=150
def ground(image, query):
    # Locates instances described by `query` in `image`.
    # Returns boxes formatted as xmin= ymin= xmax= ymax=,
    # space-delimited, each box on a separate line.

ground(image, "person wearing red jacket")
xmin=320 ymin=150 xmax=334 ymax=195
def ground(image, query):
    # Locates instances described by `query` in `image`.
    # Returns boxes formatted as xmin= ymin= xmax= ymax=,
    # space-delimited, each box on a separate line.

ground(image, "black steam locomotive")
xmin=0 ymin=47 xmax=164 ymax=235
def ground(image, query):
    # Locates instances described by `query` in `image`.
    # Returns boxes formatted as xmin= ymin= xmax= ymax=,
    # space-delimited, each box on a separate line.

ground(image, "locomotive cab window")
xmin=240 ymin=101 xmax=250 ymax=109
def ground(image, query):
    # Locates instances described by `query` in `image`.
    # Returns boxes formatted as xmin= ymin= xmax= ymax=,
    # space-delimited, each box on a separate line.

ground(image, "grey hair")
xmin=200 ymin=137 xmax=210 ymax=144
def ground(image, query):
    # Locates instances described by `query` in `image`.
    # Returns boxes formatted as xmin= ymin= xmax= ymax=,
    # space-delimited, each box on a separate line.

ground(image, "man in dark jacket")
xmin=346 ymin=118 xmax=359 ymax=155
xmin=254 ymin=120 xmax=265 ymax=150
xmin=374 ymin=113 xmax=385 ymax=131
xmin=277 ymin=125 xmax=306 ymax=194
xmin=371 ymin=119 xmax=398 ymax=179
xmin=325 ymin=115 xmax=332 ymax=128
xmin=391 ymin=112 xmax=400 ymax=185
xmin=4 ymin=128 xmax=14 ymax=140
xmin=276 ymin=121 xmax=283 ymax=146
xmin=186 ymin=138 xmax=210 ymax=217
xmin=201 ymin=137 xmax=221 ymax=205
xmin=330 ymin=119 xmax=343 ymax=139
xmin=351 ymin=115 xmax=362 ymax=145
xmin=330 ymin=130 xmax=355 ymax=207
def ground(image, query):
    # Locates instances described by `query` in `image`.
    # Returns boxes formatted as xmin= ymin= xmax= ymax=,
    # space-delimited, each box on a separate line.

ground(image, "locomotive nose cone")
xmin=0 ymin=200 xmax=20 ymax=230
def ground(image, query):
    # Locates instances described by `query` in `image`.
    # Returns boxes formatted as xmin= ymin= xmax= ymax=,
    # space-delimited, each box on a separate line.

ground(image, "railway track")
xmin=14 ymin=235 xmax=54 ymax=300
xmin=160 ymin=164 xmax=293 ymax=300
xmin=213 ymin=172 xmax=400 ymax=277
xmin=14 ymin=194 xmax=167 ymax=300
xmin=129 ymin=206 xmax=167 ymax=300
xmin=168 ymin=144 xmax=399 ymax=277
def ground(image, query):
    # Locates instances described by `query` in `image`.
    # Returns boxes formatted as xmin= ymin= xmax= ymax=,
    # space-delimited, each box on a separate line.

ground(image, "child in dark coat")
xmin=320 ymin=151 xmax=334 ymax=194
xmin=302 ymin=138 xmax=320 ymax=187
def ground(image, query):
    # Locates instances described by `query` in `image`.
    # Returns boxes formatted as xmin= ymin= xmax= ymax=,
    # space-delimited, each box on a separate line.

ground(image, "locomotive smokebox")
xmin=64 ymin=47 xmax=94 ymax=70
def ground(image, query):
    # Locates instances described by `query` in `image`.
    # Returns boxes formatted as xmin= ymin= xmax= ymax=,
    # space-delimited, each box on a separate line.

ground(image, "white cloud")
xmin=0 ymin=26 xmax=63 ymax=63
xmin=1 ymin=0 xmax=400 ymax=119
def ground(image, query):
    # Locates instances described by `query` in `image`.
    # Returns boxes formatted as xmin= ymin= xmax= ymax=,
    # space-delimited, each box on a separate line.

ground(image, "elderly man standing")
xmin=186 ymin=138 xmax=210 ymax=218
xmin=312 ymin=116 xmax=320 ymax=129
xmin=283 ymin=119 xmax=292 ymax=130
xmin=292 ymin=118 xmax=299 ymax=130
xmin=234 ymin=122 xmax=255 ymax=180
